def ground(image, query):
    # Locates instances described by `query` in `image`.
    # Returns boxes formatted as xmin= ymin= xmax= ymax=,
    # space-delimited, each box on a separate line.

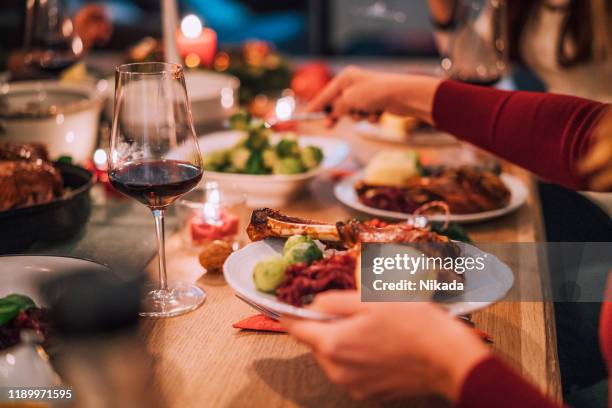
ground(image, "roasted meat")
xmin=0 ymin=142 xmax=50 ymax=162
xmin=247 ymin=209 xmax=464 ymax=304
xmin=0 ymin=143 xmax=64 ymax=211
xmin=0 ymin=160 xmax=63 ymax=211
xmin=356 ymin=166 xmax=511 ymax=214
xmin=248 ymin=208 xmax=458 ymax=257
xmin=247 ymin=208 xmax=340 ymax=243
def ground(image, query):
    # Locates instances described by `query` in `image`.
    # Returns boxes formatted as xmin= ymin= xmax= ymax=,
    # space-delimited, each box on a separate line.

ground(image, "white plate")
xmin=223 ymin=239 xmax=514 ymax=318
xmin=334 ymin=172 xmax=528 ymax=224
xmin=355 ymin=121 xmax=458 ymax=146
xmin=192 ymin=131 xmax=350 ymax=207
xmin=224 ymin=239 xmax=337 ymax=320
xmin=0 ymin=256 xmax=110 ymax=307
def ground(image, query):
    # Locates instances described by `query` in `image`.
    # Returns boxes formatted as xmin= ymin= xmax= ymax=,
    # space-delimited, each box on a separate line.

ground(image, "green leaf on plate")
xmin=0 ymin=294 xmax=36 ymax=325
xmin=431 ymin=222 xmax=472 ymax=243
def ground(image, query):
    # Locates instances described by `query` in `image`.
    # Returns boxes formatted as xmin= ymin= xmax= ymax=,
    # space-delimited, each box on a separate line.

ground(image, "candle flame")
xmin=275 ymin=95 xmax=296 ymax=121
xmin=181 ymin=14 xmax=203 ymax=39
xmin=93 ymin=149 xmax=108 ymax=168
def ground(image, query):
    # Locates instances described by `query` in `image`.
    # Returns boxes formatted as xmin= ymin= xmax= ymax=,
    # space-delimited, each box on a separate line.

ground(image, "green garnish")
xmin=0 ymin=294 xmax=36 ymax=325
xmin=431 ymin=223 xmax=472 ymax=243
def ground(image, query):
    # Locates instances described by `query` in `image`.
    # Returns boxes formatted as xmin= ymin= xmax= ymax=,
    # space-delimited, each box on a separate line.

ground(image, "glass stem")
xmin=152 ymin=209 xmax=168 ymax=292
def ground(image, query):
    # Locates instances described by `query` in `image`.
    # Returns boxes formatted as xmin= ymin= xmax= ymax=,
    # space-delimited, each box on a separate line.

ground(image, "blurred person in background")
xmin=428 ymin=0 xmax=612 ymax=102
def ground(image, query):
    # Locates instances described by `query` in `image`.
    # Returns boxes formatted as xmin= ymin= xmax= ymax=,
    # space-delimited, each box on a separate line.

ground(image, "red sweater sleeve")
xmin=432 ymin=80 xmax=609 ymax=190
xmin=457 ymin=356 xmax=561 ymax=408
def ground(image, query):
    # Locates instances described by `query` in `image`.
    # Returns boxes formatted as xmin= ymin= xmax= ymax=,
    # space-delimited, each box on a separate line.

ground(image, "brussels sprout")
xmin=276 ymin=139 xmax=299 ymax=157
xmin=229 ymin=111 xmax=252 ymax=131
xmin=229 ymin=147 xmax=251 ymax=171
xmin=273 ymin=157 xmax=304 ymax=174
xmin=245 ymin=150 xmax=269 ymax=174
xmin=284 ymin=242 xmax=323 ymax=266
xmin=245 ymin=130 xmax=270 ymax=151
xmin=300 ymin=146 xmax=324 ymax=170
xmin=202 ymin=149 xmax=229 ymax=171
xmin=262 ymin=148 xmax=279 ymax=169
xmin=253 ymin=256 xmax=287 ymax=293
xmin=283 ymin=235 xmax=314 ymax=255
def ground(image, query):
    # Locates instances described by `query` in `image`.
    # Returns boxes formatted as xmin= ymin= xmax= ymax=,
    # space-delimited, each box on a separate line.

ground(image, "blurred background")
xmin=0 ymin=0 xmax=437 ymax=56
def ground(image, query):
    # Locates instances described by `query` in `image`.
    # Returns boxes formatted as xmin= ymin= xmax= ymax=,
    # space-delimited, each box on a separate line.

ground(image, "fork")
xmin=235 ymin=294 xmax=281 ymax=321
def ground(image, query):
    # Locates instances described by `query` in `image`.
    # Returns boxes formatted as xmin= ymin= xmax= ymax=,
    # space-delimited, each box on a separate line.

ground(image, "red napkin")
xmin=232 ymin=314 xmax=286 ymax=333
xmin=232 ymin=314 xmax=493 ymax=342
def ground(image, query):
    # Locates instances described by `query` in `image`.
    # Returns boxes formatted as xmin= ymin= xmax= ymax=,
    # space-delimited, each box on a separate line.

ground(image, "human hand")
xmin=306 ymin=66 xmax=442 ymax=126
xmin=73 ymin=4 xmax=112 ymax=50
xmin=282 ymin=291 xmax=489 ymax=402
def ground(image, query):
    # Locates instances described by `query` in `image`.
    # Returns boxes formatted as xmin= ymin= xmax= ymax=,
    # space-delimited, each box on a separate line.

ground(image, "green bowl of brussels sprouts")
xmin=192 ymin=115 xmax=350 ymax=207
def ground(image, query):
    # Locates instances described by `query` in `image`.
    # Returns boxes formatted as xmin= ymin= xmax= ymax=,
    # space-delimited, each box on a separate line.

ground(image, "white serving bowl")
xmin=194 ymin=130 xmax=350 ymax=207
xmin=0 ymin=81 xmax=103 ymax=162
xmin=103 ymin=70 xmax=239 ymax=126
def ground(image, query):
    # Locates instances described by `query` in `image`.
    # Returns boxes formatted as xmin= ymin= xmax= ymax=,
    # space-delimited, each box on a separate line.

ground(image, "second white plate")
xmin=0 ymin=255 xmax=111 ymax=306
xmin=334 ymin=172 xmax=528 ymax=224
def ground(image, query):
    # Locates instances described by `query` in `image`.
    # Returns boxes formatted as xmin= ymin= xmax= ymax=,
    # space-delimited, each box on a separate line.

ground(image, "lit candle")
xmin=268 ymin=90 xmax=297 ymax=131
xmin=176 ymin=14 xmax=217 ymax=68
xmin=190 ymin=209 xmax=239 ymax=244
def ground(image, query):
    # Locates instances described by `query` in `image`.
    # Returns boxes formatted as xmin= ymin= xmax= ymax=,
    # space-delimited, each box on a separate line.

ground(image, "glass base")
xmin=140 ymin=282 xmax=206 ymax=318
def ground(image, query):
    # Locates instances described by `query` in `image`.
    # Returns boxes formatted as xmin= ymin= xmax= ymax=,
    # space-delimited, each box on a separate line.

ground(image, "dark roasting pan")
xmin=0 ymin=162 xmax=94 ymax=253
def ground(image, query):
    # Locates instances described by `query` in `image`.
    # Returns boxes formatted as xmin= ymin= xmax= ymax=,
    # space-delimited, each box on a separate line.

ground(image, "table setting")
xmin=5 ymin=0 xmax=611 ymax=406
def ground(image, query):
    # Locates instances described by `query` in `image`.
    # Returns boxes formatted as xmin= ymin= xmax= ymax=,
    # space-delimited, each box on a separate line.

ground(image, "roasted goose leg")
xmin=247 ymin=208 xmax=341 ymax=242
xmin=247 ymin=208 xmax=458 ymax=257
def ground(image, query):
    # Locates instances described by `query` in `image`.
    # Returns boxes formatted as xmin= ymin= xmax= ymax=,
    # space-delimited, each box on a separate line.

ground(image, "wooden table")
xmin=141 ymin=119 xmax=562 ymax=407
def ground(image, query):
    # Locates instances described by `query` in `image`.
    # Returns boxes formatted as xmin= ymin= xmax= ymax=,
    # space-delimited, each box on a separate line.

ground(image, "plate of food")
xmin=355 ymin=113 xmax=457 ymax=145
xmin=334 ymin=150 xmax=528 ymax=223
xmin=0 ymin=142 xmax=94 ymax=253
xmin=188 ymin=112 xmax=349 ymax=207
xmin=0 ymin=256 xmax=110 ymax=351
xmin=223 ymin=209 xmax=514 ymax=319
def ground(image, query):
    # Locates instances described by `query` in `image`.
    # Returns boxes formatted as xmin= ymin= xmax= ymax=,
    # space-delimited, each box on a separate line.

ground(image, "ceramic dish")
xmin=0 ymin=81 xmax=103 ymax=162
xmin=0 ymin=255 xmax=110 ymax=305
xmin=189 ymin=131 xmax=350 ymax=207
xmin=334 ymin=171 xmax=528 ymax=224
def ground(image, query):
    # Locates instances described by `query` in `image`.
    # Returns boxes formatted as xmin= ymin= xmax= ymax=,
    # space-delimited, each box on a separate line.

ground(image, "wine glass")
xmin=441 ymin=0 xmax=508 ymax=85
xmin=24 ymin=0 xmax=82 ymax=77
xmin=109 ymin=62 xmax=205 ymax=317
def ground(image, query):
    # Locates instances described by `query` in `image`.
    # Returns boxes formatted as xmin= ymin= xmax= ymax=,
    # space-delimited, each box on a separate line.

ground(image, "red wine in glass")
xmin=109 ymin=160 xmax=203 ymax=209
